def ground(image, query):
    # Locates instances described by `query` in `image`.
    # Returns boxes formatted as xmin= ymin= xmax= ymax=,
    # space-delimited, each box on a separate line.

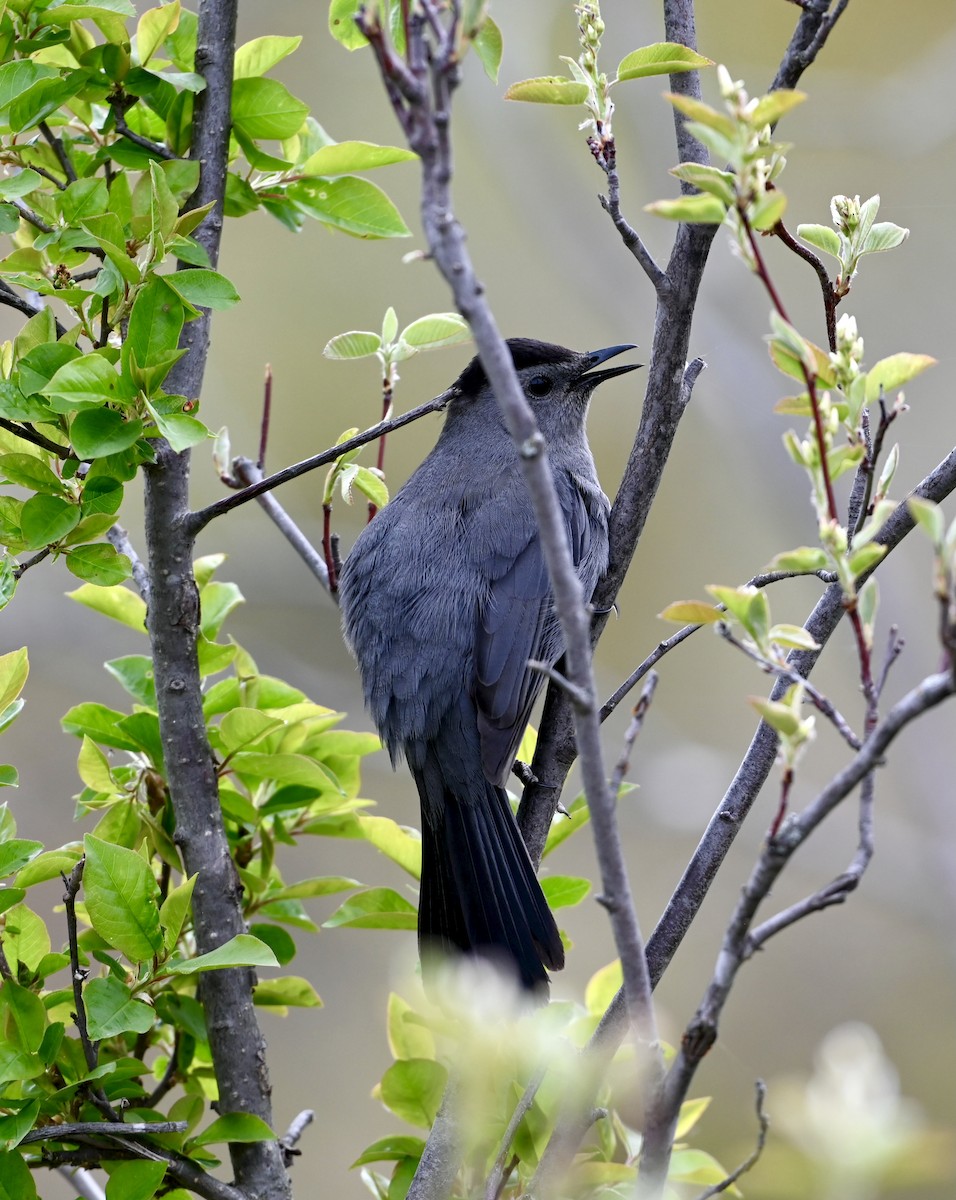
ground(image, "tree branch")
xmin=189 ymin=390 xmax=453 ymax=533
xmin=139 ymin=1 xmax=291 ymax=1196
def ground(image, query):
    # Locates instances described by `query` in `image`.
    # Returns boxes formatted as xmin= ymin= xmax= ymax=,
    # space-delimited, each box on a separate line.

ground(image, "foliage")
xmin=0 ymin=561 xmax=390 ymax=1192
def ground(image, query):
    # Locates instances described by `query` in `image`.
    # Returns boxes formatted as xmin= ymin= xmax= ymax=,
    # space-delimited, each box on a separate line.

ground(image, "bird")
xmin=338 ymin=338 xmax=640 ymax=992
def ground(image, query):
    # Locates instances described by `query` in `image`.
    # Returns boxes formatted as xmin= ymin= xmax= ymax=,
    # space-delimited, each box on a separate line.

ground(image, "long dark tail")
xmin=415 ymin=768 xmax=564 ymax=993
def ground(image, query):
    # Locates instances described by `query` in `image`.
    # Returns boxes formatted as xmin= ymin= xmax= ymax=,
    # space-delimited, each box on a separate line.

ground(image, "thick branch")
xmin=140 ymin=2 xmax=290 ymax=1197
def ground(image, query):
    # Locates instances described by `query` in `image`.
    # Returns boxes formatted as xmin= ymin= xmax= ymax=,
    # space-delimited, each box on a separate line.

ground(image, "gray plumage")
xmin=338 ymin=338 xmax=639 ymax=991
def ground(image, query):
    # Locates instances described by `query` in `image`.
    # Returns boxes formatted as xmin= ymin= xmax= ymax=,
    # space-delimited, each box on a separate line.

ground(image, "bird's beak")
xmin=578 ymin=344 xmax=642 ymax=388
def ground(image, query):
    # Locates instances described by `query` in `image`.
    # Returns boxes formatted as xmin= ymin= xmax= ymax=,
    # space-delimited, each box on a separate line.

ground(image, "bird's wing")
xmin=472 ymin=471 xmax=598 ymax=785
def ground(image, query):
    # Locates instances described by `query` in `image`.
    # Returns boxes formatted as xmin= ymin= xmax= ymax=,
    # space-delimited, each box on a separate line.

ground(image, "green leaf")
xmin=379 ymin=1059 xmax=447 ymax=1128
xmin=748 ymin=89 xmax=807 ymax=127
xmin=847 ymin=542 xmax=887 ymax=577
xmin=585 ymin=958 xmax=622 ymax=1015
xmin=540 ymin=875 xmax=590 ymax=909
xmin=864 ymin=353 xmax=935 ymax=402
xmin=104 ymin=1160 xmax=167 ymax=1200
xmin=159 ymin=874 xmax=196 ymax=952
xmin=2 ymin=903 xmax=50 ymax=975
xmin=668 ymin=162 xmax=735 ymax=205
xmin=65 ymin=543 xmax=132 ymax=587
xmin=144 ymin=404 xmax=210 ymax=453
xmin=387 ymin=993 xmax=434 ymax=1061
xmin=0 ymin=1149 xmax=37 ymax=1199
xmin=0 ymin=979 xmax=46 ymax=1052
xmin=503 ymin=77 xmax=589 ymax=104
xmin=62 ymin=702 xmax=139 ymax=751
xmin=234 ymin=34 xmax=302 ymax=79
xmin=796 ymin=223 xmax=842 ymax=259
xmin=0 ymin=61 xmax=59 ymax=109
xmin=19 ymin=495 xmax=79 ymax=550
xmin=68 ymin=583 xmax=147 ymax=631
xmin=323 ymin=887 xmax=417 ymax=930
xmin=0 ymin=171 xmax=42 ymax=201
xmin=401 ymin=313 xmax=470 ymax=351
xmin=290 ymin=175 xmax=410 ymax=239
xmin=908 ymin=497 xmax=945 ymax=545
xmin=58 ymin=177 xmax=108 ymax=223
xmin=40 ymin=0 xmax=136 ymax=23
xmin=232 ymin=76 xmax=308 ymax=139
xmin=0 ymin=454 xmax=64 ymax=496
xmin=328 ymin=0 xmax=369 ymax=50
xmin=767 ymin=546 xmax=830 ymax=573
xmin=472 ymin=16 xmax=503 ymax=83
xmin=0 ymin=840 xmax=43 ymax=880
xmin=125 ymin=275 xmax=186 ymax=387
xmin=136 ymin=2 xmax=181 ymax=67
xmin=860 ymin=220 xmax=909 ymax=255
xmin=41 ymin=355 xmax=135 ymax=411
xmin=83 ymin=833 xmax=164 ymax=963
xmin=0 ymin=1099 xmax=40 ymax=1152
xmin=664 ymin=91 xmax=735 ymax=135
xmin=658 ymin=600 xmax=722 ymax=624
xmin=164 ymin=932 xmax=279 ymax=975
xmin=355 ymin=815 xmax=421 ymax=879
xmin=645 ymin=193 xmax=727 ymax=223
xmin=84 ymin=976 xmax=156 ymax=1039
xmin=253 ymin=975 xmax=322 ymax=1008
xmin=70 ymin=409 xmax=144 ymax=459
xmin=616 ymin=43 xmax=713 ymax=82
xmin=769 ymin=623 xmax=820 ymax=651
xmin=750 ymin=189 xmax=787 ymax=232
xmin=190 ymin=1112 xmax=274 ymax=1148
xmin=542 ymin=794 xmax=591 ymax=856
xmin=351 ymin=1135 xmax=426 ymax=1169
xmin=269 ymin=876 xmax=360 ymax=901
xmin=0 ymin=649 xmax=28 ymax=714
xmin=322 ymin=331 xmax=381 ymax=360
xmin=164 ymin=268 xmax=240 ymax=310
xmin=300 ymin=140 xmax=416 ymax=175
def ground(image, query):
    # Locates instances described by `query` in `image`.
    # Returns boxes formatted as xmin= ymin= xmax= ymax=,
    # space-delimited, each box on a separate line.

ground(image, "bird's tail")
xmin=415 ymin=771 xmax=564 ymax=993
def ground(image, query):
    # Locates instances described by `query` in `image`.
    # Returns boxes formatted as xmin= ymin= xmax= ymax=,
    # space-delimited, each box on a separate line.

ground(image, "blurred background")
xmin=3 ymin=1 xmax=955 ymax=1196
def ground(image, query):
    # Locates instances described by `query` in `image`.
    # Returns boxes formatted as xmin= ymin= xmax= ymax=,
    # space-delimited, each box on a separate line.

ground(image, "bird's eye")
xmin=526 ymin=373 xmax=553 ymax=398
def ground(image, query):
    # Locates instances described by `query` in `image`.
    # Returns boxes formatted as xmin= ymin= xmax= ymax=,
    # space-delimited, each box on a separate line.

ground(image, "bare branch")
xmin=107 ymin=525 xmax=150 ymax=604
xmin=231 ymin=456 xmax=332 ymax=594
xmin=0 ymin=280 xmax=68 ymax=337
xmin=38 ymin=119 xmax=77 ymax=182
xmin=596 ymin=139 xmax=668 ymax=292
xmin=189 ymin=390 xmax=453 ymax=533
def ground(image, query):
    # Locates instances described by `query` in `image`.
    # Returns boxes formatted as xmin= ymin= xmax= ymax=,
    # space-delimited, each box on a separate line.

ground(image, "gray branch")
xmin=139 ymin=1 xmax=291 ymax=1196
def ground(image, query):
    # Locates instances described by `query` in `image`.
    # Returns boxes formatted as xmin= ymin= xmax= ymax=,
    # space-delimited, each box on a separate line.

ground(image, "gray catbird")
xmin=339 ymin=338 xmax=639 ymax=991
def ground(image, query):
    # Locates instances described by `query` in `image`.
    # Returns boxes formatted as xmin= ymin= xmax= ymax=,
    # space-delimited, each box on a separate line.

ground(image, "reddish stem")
xmin=323 ymin=503 xmax=338 ymax=593
xmin=742 ymin=211 xmax=839 ymax=525
xmin=258 ymin=364 xmax=272 ymax=470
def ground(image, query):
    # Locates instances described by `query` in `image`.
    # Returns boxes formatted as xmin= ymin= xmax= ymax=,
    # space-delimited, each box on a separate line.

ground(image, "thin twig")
xmin=0 ymin=417 xmax=73 ymax=459
xmin=12 ymin=547 xmax=52 ymax=580
xmin=599 ymin=567 xmax=837 ymax=722
xmin=23 ymin=1121 xmax=188 ymax=1145
xmin=189 ymin=389 xmax=454 ymax=533
xmin=279 ymin=1108 xmax=314 ymax=1166
xmin=55 ymin=1167 xmax=105 ymax=1200
xmin=257 ymin=364 xmax=272 ymax=470
xmin=62 ymin=861 xmax=119 ymax=1122
xmin=39 ymin=119 xmax=78 ymax=182
xmin=0 ymin=280 xmax=68 ymax=337
xmin=231 ymin=456 xmax=332 ymax=594
xmin=526 ymin=660 xmax=592 ymax=712
xmin=11 ymin=197 xmax=54 ymax=233
xmin=112 ymin=112 xmax=175 ymax=160
xmin=773 ymin=217 xmax=838 ymax=350
xmin=693 ymin=1081 xmax=769 ymax=1199
xmin=608 ymin=673 xmax=658 ymax=798
xmin=107 ymin=525 xmax=150 ymax=605
xmin=483 ymin=1067 xmax=545 ymax=1200
xmin=716 ymin=623 xmax=862 ymax=750
xmin=596 ymin=138 xmax=668 ymax=292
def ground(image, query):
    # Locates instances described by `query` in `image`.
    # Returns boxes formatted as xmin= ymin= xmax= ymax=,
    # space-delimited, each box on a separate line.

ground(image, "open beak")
xmin=578 ymin=343 xmax=642 ymax=388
